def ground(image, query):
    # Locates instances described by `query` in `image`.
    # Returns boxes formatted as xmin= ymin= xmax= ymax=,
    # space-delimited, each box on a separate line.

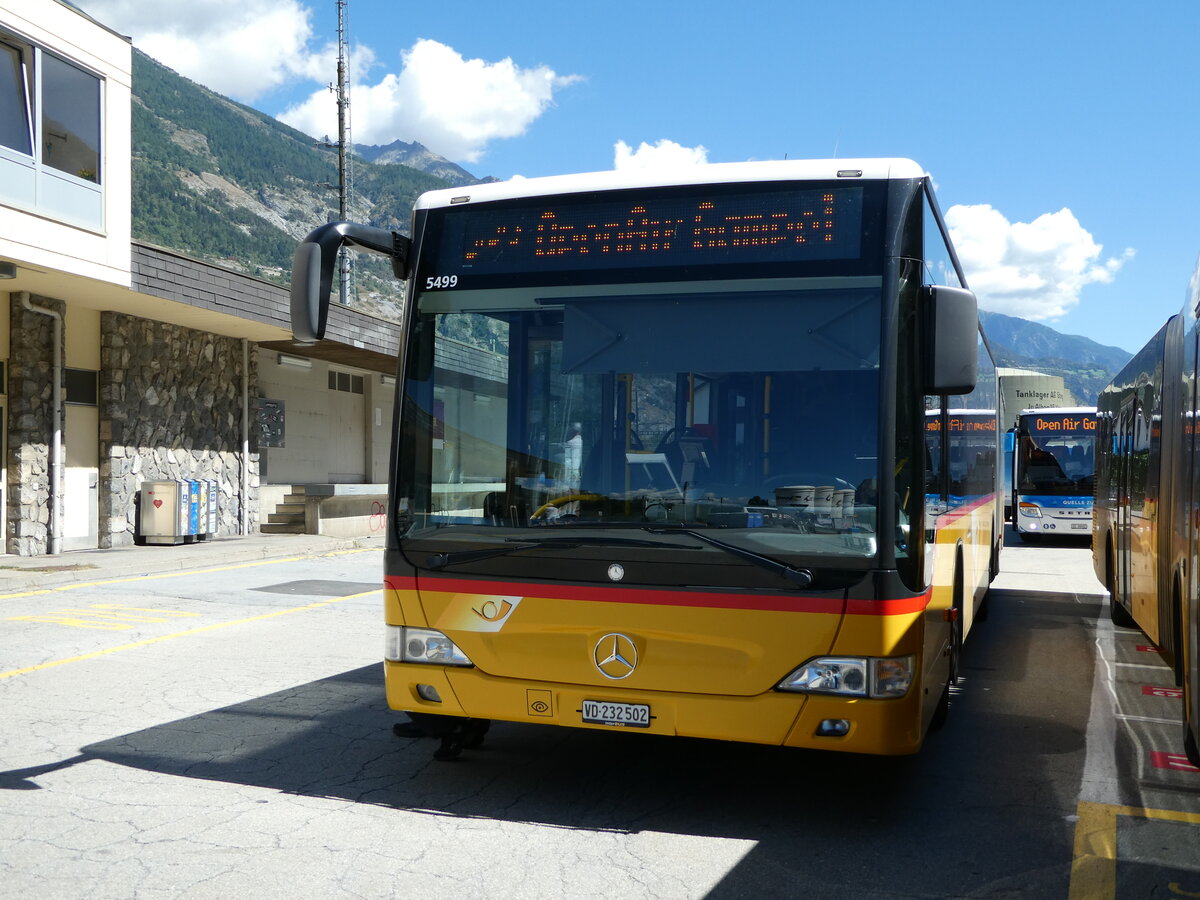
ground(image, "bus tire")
xmin=1106 ymin=540 xmax=1137 ymax=629
xmin=950 ymin=556 xmax=964 ymax=685
xmin=1109 ymin=595 xmax=1137 ymax=628
xmin=1186 ymin=724 xmax=1200 ymax=769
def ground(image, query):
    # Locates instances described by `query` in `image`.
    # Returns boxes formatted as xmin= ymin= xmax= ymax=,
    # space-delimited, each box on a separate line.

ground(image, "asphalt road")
xmin=0 ymin=537 xmax=1197 ymax=899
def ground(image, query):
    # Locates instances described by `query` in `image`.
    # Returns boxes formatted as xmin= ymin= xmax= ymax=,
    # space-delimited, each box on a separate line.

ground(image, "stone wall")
xmin=99 ymin=312 xmax=260 ymax=547
xmin=8 ymin=295 xmax=63 ymax=555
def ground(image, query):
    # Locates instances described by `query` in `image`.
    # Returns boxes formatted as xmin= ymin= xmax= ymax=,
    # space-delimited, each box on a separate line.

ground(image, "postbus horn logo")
xmin=593 ymin=633 xmax=639 ymax=680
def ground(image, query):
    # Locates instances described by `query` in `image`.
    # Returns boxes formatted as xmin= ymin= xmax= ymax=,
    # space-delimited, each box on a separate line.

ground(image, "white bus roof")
xmin=415 ymin=158 xmax=927 ymax=210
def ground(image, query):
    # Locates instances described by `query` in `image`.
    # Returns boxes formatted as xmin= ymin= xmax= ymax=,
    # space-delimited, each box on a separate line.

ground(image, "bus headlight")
xmin=1018 ymin=502 xmax=1042 ymax=518
xmin=385 ymin=626 xmax=473 ymax=666
xmin=777 ymin=655 xmax=914 ymax=698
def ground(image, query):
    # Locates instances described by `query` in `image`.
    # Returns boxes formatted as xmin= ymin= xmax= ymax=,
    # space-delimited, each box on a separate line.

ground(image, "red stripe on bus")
xmin=386 ymin=575 xmax=932 ymax=617
xmin=846 ymin=594 xmax=932 ymax=616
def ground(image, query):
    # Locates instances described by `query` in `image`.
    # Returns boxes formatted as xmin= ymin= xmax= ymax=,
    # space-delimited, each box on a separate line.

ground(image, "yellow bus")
xmin=290 ymin=158 xmax=1001 ymax=759
xmin=1093 ymin=256 xmax=1200 ymax=767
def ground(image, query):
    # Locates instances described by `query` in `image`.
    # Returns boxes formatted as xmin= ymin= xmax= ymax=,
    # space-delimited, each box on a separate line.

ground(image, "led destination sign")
xmin=424 ymin=184 xmax=875 ymax=283
xmin=1028 ymin=414 xmax=1097 ymax=434
xmin=926 ymin=415 xmax=997 ymax=433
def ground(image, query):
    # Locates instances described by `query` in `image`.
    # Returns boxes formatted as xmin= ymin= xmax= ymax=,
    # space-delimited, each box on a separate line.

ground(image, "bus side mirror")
xmin=290 ymin=240 xmax=332 ymax=343
xmin=289 ymin=222 xmax=412 ymax=343
xmin=923 ymin=284 xmax=978 ymax=395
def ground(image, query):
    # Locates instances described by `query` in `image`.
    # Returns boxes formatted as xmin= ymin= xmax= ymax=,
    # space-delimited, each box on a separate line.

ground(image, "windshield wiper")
xmin=643 ymin=527 xmax=814 ymax=589
xmin=424 ymin=535 xmax=685 ymax=570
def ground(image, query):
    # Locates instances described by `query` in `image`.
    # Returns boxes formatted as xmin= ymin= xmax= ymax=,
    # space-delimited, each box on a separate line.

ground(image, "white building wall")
xmin=256 ymin=349 xmax=394 ymax=485
xmin=0 ymin=1 xmax=132 ymax=285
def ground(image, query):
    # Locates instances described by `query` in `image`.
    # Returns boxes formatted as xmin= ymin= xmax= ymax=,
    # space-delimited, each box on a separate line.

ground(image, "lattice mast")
xmin=335 ymin=0 xmax=353 ymax=305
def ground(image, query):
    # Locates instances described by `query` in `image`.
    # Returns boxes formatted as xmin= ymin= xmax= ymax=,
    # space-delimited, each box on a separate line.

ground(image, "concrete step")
xmin=260 ymin=522 xmax=305 ymax=534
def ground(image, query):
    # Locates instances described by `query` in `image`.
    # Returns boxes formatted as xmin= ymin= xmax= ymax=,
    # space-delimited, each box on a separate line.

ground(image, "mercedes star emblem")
xmin=593 ymin=632 xmax=638 ymax=679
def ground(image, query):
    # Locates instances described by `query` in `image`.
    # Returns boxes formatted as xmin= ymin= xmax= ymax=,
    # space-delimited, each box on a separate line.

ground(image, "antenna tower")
xmin=335 ymin=0 xmax=353 ymax=305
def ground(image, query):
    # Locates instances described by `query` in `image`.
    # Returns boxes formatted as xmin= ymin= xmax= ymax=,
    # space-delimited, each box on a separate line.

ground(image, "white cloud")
xmin=613 ymin=139 xmax=709 ymax=171
xmin=75 ymin=0 xmax=320 ymax=102
xmin=279 ymin=39 xmax=581 ymax=163
xmin=945 ymin=204 xmax=1133 ymax=320
xmin=76 ymin=3 xmax=577 ymax=163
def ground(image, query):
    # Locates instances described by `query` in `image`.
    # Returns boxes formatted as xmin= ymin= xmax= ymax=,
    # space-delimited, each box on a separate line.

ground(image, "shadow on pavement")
xmin=1004 ymin=522 xmax=1092 ymax=550
xmin=0 ymin=589 xmax=1097 ymax=897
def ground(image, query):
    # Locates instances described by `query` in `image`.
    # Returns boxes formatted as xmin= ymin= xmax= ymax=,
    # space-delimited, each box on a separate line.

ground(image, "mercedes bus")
xmin=289 ymin=158 xmax=1002 ymax=759
xmin=1013 ymin=407 xmax=1097 ymax=541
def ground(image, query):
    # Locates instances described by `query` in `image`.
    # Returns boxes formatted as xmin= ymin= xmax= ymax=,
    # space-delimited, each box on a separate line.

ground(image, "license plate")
xmin=581 ymin=699 xmax=650 ymax=728
xmin=1070 ymin=522 xmax=1089 ymax=530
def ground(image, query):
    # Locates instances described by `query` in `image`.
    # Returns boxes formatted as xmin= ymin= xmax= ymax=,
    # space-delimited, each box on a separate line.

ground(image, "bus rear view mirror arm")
xmin=923 ymin=284 xmax=979 ymax=395
xmin=289 ymin=221 xmax=411 ymax=343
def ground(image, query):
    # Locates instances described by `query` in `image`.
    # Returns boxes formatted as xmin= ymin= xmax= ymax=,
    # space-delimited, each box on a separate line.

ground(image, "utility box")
xmin=139 ymin=481 xmax=189 ymax=545
xmin=205 ymin=480 xmax=218 ymax=536
xmin=186 ymin=480 xmax=200 ymax=541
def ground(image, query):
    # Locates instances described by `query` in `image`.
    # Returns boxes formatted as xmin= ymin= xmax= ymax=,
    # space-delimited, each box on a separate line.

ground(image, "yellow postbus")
xmin=1094 ymin=256 xmax=1200 ymax=767
xmin=290 ymin=158 xmax=1001 ymax=759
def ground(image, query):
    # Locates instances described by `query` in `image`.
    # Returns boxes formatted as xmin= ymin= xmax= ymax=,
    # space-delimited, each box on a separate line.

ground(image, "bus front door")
xmin=1116 ymin=397 xmax=1136 ymax=612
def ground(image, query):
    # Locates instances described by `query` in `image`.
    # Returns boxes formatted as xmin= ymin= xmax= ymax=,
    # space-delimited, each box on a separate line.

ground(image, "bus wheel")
xmin=1105 ymin=540 xmax=1137 ymax=628
xmin=1109 ymin=594 xmax=1138 ymax=628
xmin=1186 ymin=724 xmax=1200 ymax=769
xmin=949 ymin=561 xmax=964 ymax=684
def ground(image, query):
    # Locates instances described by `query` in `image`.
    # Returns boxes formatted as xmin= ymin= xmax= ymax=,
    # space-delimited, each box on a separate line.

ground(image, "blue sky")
xmin=78 ymin=0 xmax=1200 ymax=354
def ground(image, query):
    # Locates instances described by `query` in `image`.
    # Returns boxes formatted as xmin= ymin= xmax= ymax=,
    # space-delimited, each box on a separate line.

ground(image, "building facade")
xmin=1 ymin=1 xmax=398 ymax=556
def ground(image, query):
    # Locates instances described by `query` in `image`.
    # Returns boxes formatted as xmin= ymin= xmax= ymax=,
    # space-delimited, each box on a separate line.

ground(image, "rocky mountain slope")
xmin=981 ymin=310 xmax=1132 ymax=404
xmin=131 ymin=49 xmax=471 ymax=319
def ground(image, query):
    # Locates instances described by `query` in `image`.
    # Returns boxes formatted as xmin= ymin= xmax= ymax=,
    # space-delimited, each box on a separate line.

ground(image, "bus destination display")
xmin=1027 ymin=413 xmax=1097 ymax=434
xmin=429 ymin=185 xmax=871 ymax=280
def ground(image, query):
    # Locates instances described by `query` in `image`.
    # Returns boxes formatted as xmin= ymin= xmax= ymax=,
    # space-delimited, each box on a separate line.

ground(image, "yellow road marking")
xmin=0 ymin=548 xmax=377 ymax=601
xmin=0 ymin=588 xmax=379 ymax=681
xmin=1070 ymin=801 xmax=1200 ymax=900
xmin=9 ymin=605 xmax=204 ymax=630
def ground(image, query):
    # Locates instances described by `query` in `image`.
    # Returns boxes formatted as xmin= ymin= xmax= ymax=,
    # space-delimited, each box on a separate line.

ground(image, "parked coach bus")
xmin=925 ymin=409 xmax=1000 ymax=518
xmin=1013 ymin=407 xmax=1097 ymax=542
xmin=1093 ymin=260 xmax=1199 ymax=767
xmin=290 ymin=158 xmax=1002 ymax=759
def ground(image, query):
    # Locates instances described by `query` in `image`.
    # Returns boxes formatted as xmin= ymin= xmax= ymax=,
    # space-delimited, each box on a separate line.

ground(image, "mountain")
xmin=981 ymin=310 xmax=1132 ymax=405
xmin=127 ymin=50 xmax=1133 ymax=391
xmin=355 ymin=140 xmax=493 ymax=186
xmin=130 ymin=49 xmax=470 ymax=319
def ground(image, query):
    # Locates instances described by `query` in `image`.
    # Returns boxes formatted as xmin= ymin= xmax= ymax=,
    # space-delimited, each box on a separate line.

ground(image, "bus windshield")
xmin=397 ymin=275 xmax=886 ymax=573
xmin=1016 ymin=411 xmax=1097 ymax=495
